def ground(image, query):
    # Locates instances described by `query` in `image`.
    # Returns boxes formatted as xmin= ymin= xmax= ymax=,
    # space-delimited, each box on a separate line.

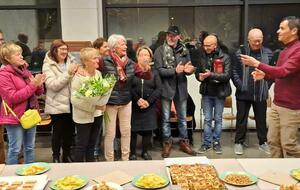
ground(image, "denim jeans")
xmin=161 ymin=98 xmax=188 ymax=142
xmin=4 ymin=124 xmax=36 ymax=165
xmin=202 ymin=96 xmax=225 ymax=146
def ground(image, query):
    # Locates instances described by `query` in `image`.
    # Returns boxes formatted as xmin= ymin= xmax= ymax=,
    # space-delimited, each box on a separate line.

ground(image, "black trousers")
xmin=74 ymin=116 xmax=102 ymax=162
xmin=235 ymin=99 xmax=268 ymax=145
xmin=130 ymin=130 xmax=152 ymax=155
xmin=50 ymin=113 xmax=75 ymax=157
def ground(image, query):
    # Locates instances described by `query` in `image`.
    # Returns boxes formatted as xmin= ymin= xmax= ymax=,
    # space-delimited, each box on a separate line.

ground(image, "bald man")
xmin=195 ymin=34 xmax=231 ymax=154
xmin=232 ymin=28 xmax=273 ymax=155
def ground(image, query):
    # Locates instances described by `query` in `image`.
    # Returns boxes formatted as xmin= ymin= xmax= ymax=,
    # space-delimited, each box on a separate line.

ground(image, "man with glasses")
xmin=232 ymin=28 xmax=273 ymax=155
xmin=195 ymin=34 xmax=231 ymax=154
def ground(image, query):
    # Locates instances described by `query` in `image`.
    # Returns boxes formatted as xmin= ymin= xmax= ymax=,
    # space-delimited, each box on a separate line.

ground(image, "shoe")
xmin=141 ymin=152 xmax=152 ymax=160
xmin=161 ymin=141 xmax=172 ymax=158
xmin=259 ymin=142 xmax=271 ymax=155
xmin=129 ymin=154 xmax=137 ymax=160
xmin=179 ymin=140 xmax=196 ymax=156
xmin=62 ymin=155 xmax=73 ymax=163
xmin=53 ymin=156 xmax=60 ymax=163
xmin=213 ymin=142 xmax=222 ymax=154
xmin=234 ymin=143 xmax=244 ymax=155
xmin=198 ymin=144 xmax=211 ymax=154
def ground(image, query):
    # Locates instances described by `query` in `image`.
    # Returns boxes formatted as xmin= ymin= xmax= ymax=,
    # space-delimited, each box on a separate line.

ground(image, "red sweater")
xmin=258 ymin=40 xmax=300 ymax=109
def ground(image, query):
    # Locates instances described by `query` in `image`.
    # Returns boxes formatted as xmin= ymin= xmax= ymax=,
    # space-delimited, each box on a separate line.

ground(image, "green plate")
xmin=132 ymin=173 xmax=169 ymax=189
xmin=50 ymin=175 xmax=88 ymax=190
xmin=219 ymin=171 xmax=258 ymax=186
xmin=16 ymin=162 xmax=51 ymax=176
xmin=290 ymin=169 xmax=300 ymax=180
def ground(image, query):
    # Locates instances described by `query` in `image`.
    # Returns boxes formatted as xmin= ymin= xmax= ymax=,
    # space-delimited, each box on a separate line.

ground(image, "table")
xmin=0 ymin=159 xmax=296 ymax=190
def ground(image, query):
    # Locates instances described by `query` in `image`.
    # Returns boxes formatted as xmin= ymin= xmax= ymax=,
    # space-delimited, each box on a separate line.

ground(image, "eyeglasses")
xmin=203 ymin=43 xmax=216 ymax=48
xmin=58 ymin=47 xmax=68 ymax=51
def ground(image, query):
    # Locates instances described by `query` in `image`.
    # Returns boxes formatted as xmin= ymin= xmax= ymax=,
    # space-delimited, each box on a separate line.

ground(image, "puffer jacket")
xmin=42 ymin=52 xmax=74 ymax=114
xmin=102 ymin=56 xmax=151 ymax=105
xmin=194 ymin=48 xmax=232 ymax=98
xmin=0 ymin=64 xmax=44 ymax=125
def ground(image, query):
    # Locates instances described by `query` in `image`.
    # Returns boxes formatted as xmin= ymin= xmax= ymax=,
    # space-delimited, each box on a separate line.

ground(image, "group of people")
xmin=0 ymin=15 xmax=299 ymax=165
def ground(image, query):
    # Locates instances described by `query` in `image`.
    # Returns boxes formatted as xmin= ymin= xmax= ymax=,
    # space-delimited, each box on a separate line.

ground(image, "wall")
xmin=60 ymin=0 xmax=102 ymax=41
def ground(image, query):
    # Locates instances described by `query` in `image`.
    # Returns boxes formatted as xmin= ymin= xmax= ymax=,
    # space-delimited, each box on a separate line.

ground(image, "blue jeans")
xmin=202 ymin=96 xmax=225 ymax=146
xmin=161 ymin=98 xmax=188 ymax=142
xmin=4 ymin=125 xmax=36 ymax=165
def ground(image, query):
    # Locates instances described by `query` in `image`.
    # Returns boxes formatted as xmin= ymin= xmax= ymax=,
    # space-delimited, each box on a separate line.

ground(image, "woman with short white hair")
xmin=103 ymin=34 xmax=151 ymax=161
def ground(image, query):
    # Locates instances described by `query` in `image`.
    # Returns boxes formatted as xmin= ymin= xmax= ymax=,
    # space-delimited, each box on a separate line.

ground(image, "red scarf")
xmin=109 ymin=50 xmax=129 ymax=82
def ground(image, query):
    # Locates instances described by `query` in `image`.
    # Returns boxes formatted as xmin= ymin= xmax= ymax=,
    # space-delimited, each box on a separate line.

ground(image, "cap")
xmin=167 ymin=25 xmax=181 ymax=36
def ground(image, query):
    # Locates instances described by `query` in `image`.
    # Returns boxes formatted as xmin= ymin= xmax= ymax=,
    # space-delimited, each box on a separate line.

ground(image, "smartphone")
xmin=240 ymin=45 xmax=246 ymax=55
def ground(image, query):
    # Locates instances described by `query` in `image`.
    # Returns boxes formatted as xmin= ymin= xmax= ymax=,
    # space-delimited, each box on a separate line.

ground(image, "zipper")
xmin=141 ymin=79 xmax=144 ymax=99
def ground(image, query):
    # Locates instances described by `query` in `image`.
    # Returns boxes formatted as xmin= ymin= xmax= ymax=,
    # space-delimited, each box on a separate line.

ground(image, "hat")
xmin=167 ymin=25 xmax=180 ymax=36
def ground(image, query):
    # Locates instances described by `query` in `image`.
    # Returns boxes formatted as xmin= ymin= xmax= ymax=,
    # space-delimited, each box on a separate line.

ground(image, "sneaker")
xmin=234 ymin=143 xmax=244 ymax=155
xmin=259 ymin=142 xmax=271 ymax=155
xmin=198 ymin=144 xmax=211 ymax=154
xmin=213 ymin=142 xmax=222 ymax=154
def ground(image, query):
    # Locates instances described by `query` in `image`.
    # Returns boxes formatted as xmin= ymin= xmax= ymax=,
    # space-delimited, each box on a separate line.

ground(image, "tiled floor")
xmin=34 ymin=131 xmax=275 ymax=163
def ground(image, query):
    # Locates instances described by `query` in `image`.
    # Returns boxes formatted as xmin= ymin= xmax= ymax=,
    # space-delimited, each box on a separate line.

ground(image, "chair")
xmin=222 ymin=96 xmax=236 ymax=139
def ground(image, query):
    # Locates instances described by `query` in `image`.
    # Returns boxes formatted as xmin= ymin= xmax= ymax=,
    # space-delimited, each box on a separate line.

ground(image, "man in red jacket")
xmin=240 ymin=16 xmax=300 ymax=158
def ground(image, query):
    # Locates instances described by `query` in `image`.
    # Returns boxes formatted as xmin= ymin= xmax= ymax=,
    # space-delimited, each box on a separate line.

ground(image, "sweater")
xmin=258 ymin=40 xmax=300 ymax=109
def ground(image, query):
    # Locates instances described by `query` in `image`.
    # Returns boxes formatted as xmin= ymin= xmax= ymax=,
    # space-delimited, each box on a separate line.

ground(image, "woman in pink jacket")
xmin=0 ymin=42 xmax=45 ymax=164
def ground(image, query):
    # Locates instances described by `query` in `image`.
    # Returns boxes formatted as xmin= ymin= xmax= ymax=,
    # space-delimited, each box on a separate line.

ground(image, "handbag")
xmin=2 ymin=100 xmax=41 ymax=129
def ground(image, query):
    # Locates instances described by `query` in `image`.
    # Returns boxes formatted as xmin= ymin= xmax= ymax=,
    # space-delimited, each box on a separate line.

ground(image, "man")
xmin=232 ymin=28 xmax=273 ymax=155
xmin=154 ymin=25 xmax=195 ymax=158
xmin=194 ymin=35 xmax=231 ymax=154
xmin=15 ymin=33 xmax=31 ymax=63
xmin=0 ymin=29 xmax=5 ymax=163
xmin=241 ymin=16 xmax=300 ymax=158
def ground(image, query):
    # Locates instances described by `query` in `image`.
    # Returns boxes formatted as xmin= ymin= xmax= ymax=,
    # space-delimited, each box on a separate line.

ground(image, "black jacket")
xmin=131 ymin=69 xmax=162 ymax=131
xmin=194 ymin=48 xmax=232 ymax=98
xmin=154 ymin=42 xmax=192 ymax=101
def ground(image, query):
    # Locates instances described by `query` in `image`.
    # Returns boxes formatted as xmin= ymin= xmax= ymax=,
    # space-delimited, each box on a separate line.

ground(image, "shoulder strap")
xmin=2 ymin=100 xmax=19 ymax=120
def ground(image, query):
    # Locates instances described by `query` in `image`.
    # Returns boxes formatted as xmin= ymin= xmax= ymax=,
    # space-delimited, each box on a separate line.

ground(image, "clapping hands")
xmin=31 ymin=73 xmax=46 ymax=87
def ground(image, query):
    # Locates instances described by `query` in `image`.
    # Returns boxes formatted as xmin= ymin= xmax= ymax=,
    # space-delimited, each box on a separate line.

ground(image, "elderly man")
xmin=232 ymin=28 xmax=273 ymax=155
xmin=241 ymin=16 xmax=300 ymax=158
xmin=154 ymin=25 xmax=195 ymax=158
xmin=195 ymin=34 xmax=231 ymax=154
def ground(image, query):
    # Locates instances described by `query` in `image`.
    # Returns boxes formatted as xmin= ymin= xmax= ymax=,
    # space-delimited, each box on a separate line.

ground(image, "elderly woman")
xmin=130 ymin=46 xmax=162 ymax=160
xmin=71 ymin=47 xmax=104 ymax=162
xmin=0 ymin=42 xmax=44 ymax=164
xmin=43 ymin=39 xmax=78 ymax=163
xmin=103 ymin=34 xmax=151 ymax=161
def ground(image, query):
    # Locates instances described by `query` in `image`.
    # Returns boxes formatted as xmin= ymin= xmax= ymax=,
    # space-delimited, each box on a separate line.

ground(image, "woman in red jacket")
xmin=0 ymin=42 xmax=45 ymax=164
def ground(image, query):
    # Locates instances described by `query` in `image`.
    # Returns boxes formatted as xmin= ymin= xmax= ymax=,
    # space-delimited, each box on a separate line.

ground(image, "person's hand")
xmin=31 ymin=73 xmax=46 ymax=86
xmin=96 ymin=105 xmax=106 ymax=112
xmin=176 ymin=62 xmax=185 ymax=73
xmin=68 ymin=63 xmax=79 ymax=76
xmin=137 ymin=98 xmax=145 ymax=107
xmin=251 ymin=68 xmax=266 ymax=81
xmin=240 ymin=54 xmax=260 ymax=68
xmin=198 ymin=69 xmax=210 ymax=81
xmin=140 ymin=100 xmax=149 ymax=109
xmin=184 ymin=61 xmax=195 ymax=74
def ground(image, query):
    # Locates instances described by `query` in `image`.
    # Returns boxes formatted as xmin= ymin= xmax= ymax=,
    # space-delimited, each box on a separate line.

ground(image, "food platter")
xmin=219 ymin=171 xmax=258 ymax=186
xmin=50 ymin=175 xmax=88 ymax=190
xmin=16 ymin=162 xmax=50 ymax=176
xmin=84 ymin=182 xmax=123 ymax=190
xmin=131 ymin=173 xmax=169 ymax=189
xmin=290 ymin=169 xmax=300 ymax=181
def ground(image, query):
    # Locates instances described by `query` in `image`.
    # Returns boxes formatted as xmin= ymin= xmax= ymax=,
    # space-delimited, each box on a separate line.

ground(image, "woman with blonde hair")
xmin=0 ymin=42 xmax=45 ymax=164
xmin=71 ymin=47 xmax=105 ymax=162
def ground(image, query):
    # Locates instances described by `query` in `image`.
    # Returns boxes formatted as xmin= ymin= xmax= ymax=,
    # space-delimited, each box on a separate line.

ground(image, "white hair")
xmin=107 ymin=34 xmax=126 ymax=49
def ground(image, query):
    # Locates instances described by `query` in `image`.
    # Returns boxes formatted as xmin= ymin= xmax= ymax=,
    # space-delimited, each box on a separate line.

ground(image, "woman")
xmin=71 ymin=47 xmax=105 ymax=162
xmin=102 ymin=34 xmax=151 ymax=161
xmin=43 ymin=39 xmax=78 ymax=163
xmin=0 ymin=42 xmax=44 ymax=164
xmin=130 ymin=46 xmax=162 ymax=160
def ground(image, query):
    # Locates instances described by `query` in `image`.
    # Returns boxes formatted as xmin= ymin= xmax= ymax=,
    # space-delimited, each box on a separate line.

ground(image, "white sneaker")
xmin=259 ymin=142 xmax=271 ymax=155
xmin=234 ymin=144 xmax=243 ymax=155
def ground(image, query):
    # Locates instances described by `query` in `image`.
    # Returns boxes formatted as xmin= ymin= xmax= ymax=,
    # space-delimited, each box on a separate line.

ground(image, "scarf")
xmin=162 ymin=41 xmax=189 ymax=68
xmin=241 ymin=47 xmax=269 ymax=101
xmin=109 ymin=50 xmax=129 ymax=82
xmin=11 ymin=64 xmax=39 ymax=109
